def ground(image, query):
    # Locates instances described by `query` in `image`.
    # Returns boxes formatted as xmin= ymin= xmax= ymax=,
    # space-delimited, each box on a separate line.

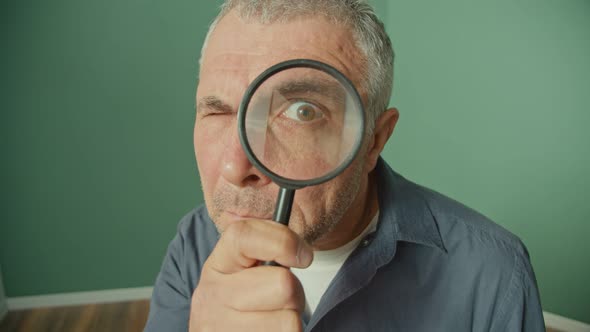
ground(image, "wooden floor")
xmin=0 ymin=300 xmax=563 ymax=332
xmin=0 ymin=300 xmax=149 ymax=332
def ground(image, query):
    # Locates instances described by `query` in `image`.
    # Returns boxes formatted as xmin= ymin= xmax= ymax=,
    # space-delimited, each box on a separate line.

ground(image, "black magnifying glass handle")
xmin=261 ymin=187 xmax=295 ymax=267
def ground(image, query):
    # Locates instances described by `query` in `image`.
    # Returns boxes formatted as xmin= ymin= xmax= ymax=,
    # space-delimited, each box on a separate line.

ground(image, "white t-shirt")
xmin=291 ymin=212 xmax=379 ymax=321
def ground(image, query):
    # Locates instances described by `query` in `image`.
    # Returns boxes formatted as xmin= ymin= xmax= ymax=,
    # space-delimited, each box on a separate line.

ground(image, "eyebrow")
xmin=196 ymin=96 xmax=234 ymax=114
xmin=196 ymin=79 xmax=347 ymax=114
xmin=275 ymin=79 xmax=346 ymax=102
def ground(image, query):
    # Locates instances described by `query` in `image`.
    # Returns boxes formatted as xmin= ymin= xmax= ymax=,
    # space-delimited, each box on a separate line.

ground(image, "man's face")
xmin=194 ymin=10 xmax=370 ymax=245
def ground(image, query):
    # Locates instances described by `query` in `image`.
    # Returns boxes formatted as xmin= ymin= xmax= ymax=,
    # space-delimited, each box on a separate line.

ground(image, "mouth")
xmin=224 ymin=211 xmax=273 ymax=221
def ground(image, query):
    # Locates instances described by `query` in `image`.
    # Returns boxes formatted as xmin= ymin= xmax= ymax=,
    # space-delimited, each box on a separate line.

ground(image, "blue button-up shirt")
xmin=144 ymin=158 xmax=545 ymax=331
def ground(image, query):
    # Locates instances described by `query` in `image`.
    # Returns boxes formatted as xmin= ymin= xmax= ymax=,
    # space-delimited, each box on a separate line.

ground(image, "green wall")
xmin=0 ymin=0 xmax=221 ymax=295
xmin=380 ymin=0 xmax=590 ymax=323
xmin=0 ymin=0 xmax=588 ymax=324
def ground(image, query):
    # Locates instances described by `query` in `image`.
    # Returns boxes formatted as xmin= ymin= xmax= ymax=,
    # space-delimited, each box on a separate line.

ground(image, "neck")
xmin=312 ymin=171 xmax=379 ymax=250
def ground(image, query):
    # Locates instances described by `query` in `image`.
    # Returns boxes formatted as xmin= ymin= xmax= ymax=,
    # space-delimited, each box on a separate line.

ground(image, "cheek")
xmin=291 ymin=181 xmax=336 ymax=222
xmin=194 ymin=118 xmax=230 ymax=198
xmin=295 ymin=157 xmax=364 ymax=209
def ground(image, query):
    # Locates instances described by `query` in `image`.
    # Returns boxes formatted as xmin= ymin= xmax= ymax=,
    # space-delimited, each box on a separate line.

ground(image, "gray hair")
xmin=199 ymin=0 xmax=395 ymax=133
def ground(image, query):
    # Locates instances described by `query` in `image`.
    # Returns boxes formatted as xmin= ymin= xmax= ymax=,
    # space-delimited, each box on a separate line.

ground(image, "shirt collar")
xmin=374 ymin=157 xmax=447 ymax=253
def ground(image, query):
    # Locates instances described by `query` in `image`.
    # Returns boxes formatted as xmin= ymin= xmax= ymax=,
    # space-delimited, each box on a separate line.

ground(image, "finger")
xmin=199 ymin=308 xmax=303 ymax=332
xmin=220 ymin=265 xmax=306 ymax=312
xmin=205 ymin=219 xmax=313 ymax=274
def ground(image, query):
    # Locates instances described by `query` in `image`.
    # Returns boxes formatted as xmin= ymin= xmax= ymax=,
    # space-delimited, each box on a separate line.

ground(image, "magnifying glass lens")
xmin=244 ymin=67 xmax=363 ymax=181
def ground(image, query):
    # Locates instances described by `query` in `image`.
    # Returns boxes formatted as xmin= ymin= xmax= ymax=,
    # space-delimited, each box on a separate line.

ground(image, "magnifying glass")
xmin=237 ymin=59 xmax=365 ymax=266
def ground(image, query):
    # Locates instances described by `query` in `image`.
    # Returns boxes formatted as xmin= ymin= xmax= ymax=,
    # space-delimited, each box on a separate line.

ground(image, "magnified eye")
xmin=283 ymin=101 xmax=324 ymax=122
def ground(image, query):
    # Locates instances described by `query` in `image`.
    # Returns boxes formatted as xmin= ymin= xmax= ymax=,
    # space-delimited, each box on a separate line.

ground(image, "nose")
xmin=221 ymin=128 xmax=272 ymax=188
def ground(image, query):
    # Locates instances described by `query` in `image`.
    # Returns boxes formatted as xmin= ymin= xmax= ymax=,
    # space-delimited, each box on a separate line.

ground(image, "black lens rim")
xmin=238 ymin=59 xmax=366 ymax=189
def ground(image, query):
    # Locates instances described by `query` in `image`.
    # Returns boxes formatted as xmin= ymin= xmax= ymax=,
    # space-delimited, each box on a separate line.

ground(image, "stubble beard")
xmin=207 ymin=162 xmax=363 ymax=246
xmin=298 ymin=162 xmax=363 ymax=245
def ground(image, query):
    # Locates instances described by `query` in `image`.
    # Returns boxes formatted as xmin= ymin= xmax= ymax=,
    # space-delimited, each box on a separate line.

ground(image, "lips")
xmin=224 ymin=211 xmax=273 ymax=220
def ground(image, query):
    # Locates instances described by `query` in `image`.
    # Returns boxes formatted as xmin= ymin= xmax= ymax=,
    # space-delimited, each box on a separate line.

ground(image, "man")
xmin=145 ymin=1 xmax=545 ymax=331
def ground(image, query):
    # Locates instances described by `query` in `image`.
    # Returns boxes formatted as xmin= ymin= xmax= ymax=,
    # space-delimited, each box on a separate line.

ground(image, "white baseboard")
xmin=6 ymin=286 xmax=153 ymax=310
xmin=4 ymin=288 xmax=589 ymax=332
xmin=544 ymin=311 xmax=590 ymax=332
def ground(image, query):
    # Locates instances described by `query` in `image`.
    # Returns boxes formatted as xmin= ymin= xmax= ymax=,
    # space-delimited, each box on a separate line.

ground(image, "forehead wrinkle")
xmin=200 ymin=11 xmax=369 ymax=116
xmin=197 ymin=67 xmax=250 ymax=111
xmin=205 ymin=12 xmax=363 ymax=74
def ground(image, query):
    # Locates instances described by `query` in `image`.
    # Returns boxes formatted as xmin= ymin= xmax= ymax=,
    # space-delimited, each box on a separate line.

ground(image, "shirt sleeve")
xmin=144 ymin=220 xmax=192 ymax=332
xmin=491 ymin=241 xmax=546 ymax=332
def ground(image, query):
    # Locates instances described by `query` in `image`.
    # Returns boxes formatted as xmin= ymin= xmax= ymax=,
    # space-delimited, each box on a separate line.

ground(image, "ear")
xmin=364 ymin=107 xmax=399 ymax=173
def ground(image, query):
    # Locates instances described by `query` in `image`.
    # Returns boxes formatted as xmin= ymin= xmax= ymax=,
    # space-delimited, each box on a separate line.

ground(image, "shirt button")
xmin=361 ymin=236 xmax=372 ymax=247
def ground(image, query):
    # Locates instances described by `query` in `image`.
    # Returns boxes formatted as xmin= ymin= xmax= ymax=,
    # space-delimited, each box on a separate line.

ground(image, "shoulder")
xmin=145 ymin=205 xmax=218 ymax=331
xmin=384 ymin=167 xmax=536 ymax=285
xmin=376 ymin=162 xmax=544 ymax=327
xmin=413 ymin=182 xmax=529 ymax=262
xmin=176 ymin=205 xmax=219 ymax=243
xmin=413 ymin=183 xmax=543 ymax=329
xmin=167 ymin=205 xmax=219 ymax=290
xmin=175 ymin=204 xmax=219 ymax=261
xmin=377 ymin=160 xmax=530 ymax=269
xmin=404 ymin=179 xmax=538 ymax=300
xmin=162 ymin=205 xmax=219 ymax=293
xmin=378 ymin=160 xmax=532 ymax=274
